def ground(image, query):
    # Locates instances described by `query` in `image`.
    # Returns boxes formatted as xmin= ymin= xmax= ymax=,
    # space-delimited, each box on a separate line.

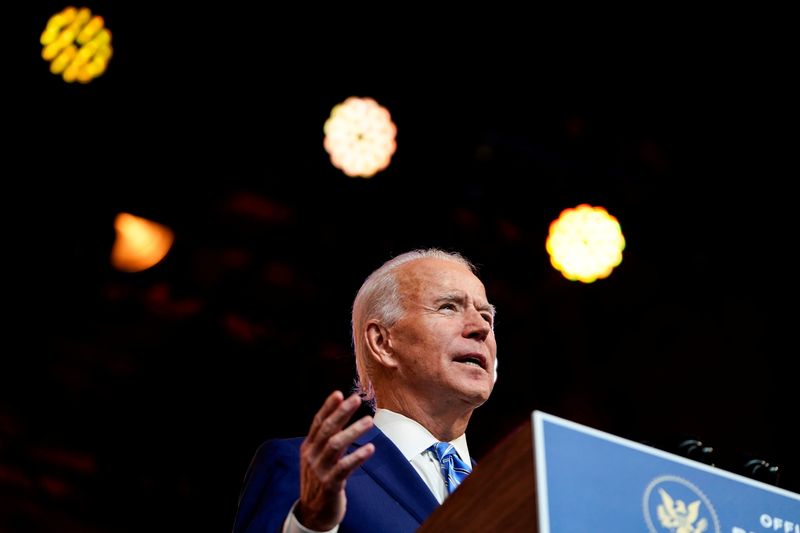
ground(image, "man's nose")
xmin=463 ymin=307 xmax=491 ymax=341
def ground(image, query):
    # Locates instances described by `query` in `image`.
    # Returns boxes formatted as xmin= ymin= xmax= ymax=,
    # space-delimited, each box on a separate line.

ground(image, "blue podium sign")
xmin=533 ymin=411 xmax=800 ymax=533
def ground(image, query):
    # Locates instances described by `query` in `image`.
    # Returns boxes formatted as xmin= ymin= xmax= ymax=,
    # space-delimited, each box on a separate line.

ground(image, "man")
xmin=232 ymin=248 xmax=497 ymax=532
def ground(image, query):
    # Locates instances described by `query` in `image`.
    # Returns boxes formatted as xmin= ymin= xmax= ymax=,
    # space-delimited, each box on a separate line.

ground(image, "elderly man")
xmin=233 ymin=248 xmax=497 ymax=532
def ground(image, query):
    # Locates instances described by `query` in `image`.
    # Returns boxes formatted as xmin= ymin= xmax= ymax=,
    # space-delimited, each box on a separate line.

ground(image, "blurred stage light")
xmin=323 ymin=96 xmax=397 ymax=178
xmin=111 ymin=213 xmax=174 ymax=273
xmin=546 ymin=204 xmax=625 ymax=283
xmin=41 ymin=6 xmax=113 ymax=84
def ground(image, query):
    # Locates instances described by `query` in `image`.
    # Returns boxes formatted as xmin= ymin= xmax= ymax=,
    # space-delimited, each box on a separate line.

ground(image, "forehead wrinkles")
xmin=397 ymin=259 xmax=483 ymax=304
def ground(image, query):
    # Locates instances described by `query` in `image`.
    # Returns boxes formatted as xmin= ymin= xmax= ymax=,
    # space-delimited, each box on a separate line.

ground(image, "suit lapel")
xmin=353 ymin=426 xmax=440 ymax=523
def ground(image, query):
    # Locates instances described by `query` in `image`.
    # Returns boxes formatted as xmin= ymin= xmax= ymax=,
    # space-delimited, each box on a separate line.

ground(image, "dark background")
xmin=4 ymin=3 xmax=797 ymax=531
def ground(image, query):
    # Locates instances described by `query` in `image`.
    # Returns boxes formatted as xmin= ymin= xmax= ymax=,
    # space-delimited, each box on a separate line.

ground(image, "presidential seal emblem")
xmin=643 ymin=475 xmax=721 ymax=533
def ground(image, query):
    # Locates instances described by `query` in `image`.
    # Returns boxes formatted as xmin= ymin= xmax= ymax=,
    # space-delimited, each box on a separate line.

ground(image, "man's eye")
xmin=482 ymin=314 xmax=493 ymax=324
xmin=439 ymin=303 xmax=456 ymax=311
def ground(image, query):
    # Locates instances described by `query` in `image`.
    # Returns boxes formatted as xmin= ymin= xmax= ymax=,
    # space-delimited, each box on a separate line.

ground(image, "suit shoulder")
xmin=251 ymin=436 xmax=305 ymax=467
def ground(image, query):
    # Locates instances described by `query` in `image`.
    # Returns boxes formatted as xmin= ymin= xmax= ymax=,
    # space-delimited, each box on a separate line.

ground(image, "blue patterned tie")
xmin=431 ymin=442 xmax=472 ymax=495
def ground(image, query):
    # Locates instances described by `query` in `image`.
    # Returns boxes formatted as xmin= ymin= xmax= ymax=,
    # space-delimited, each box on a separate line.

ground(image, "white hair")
xmin=351 ymin=248 xmax=478 ymax=409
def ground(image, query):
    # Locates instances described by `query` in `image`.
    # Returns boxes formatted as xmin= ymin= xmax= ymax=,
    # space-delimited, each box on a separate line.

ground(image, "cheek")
xmin=402 ymin=320 xmax=444 ymax=349
xmin=488 ymin=332 xmax=498 ymax=352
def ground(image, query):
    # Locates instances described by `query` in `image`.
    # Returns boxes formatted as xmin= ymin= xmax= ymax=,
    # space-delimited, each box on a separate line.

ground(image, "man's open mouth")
xmin=452 ymin=354 xmax=486 ymax=370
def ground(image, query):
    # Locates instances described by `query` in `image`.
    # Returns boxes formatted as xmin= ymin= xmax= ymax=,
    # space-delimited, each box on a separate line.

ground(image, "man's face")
xmin=387 ymin=258 xmax=497 ymax=410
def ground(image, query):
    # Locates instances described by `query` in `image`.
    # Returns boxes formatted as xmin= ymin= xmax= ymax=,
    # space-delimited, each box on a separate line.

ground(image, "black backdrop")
xmin=4 ymin=3 xmax=797 ymax=531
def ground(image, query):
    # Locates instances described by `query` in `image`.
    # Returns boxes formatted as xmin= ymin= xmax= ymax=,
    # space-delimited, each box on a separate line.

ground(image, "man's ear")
xmin=365 ymin=320 xmax=398 ymax=369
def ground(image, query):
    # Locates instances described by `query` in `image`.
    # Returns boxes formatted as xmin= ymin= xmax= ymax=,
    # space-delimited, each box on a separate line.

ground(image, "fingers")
xmin=307 ymin=390 xmax=345 ymax=442
xmin=302 ymin=391 xmax=375 ymax=477
xmin=331 ymin=442 xmax=375 ymax=484
xmin=296 ymin=440 xmax=376 ymax=530
xmin=296 ymin=392 xmax=376 ymax=530
xmin=307 ymin=392 xmax=362 ymax=446
xmin=317 ymin=415 xmax=374 ymax=465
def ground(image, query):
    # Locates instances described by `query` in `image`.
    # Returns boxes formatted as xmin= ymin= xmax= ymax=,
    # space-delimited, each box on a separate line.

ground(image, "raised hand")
xmin=295 ymin=391 xmax=375 ymax=530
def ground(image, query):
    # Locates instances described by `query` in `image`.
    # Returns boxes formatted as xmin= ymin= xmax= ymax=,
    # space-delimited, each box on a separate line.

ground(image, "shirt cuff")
xmin=282 ymin=500 xmax=340 ymax=533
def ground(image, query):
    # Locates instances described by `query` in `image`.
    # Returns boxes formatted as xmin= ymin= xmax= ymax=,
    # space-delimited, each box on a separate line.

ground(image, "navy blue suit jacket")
xmin=232 ymin=425 xmax=442 ymax=533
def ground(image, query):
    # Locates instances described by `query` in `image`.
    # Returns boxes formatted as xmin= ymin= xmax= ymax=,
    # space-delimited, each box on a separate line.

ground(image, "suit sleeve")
xmin=232 ymin=439 xmax=302 ymax=533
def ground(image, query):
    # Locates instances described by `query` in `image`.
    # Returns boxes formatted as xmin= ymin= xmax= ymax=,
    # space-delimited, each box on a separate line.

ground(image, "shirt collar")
xmin=373 ymin=408 xmax=471 ymax=464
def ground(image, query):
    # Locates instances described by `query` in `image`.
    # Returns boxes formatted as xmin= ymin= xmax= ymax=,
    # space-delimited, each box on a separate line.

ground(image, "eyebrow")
xmin=436 ymin=293 xmax=496 ymax=317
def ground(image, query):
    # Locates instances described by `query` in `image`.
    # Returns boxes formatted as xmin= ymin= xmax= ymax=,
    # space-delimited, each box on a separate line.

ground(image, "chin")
xmin=459 ymin=385 xmax=493 ymax=407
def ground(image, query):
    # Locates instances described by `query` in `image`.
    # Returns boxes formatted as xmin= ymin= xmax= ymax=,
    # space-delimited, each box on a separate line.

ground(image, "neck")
xmin=377 ymin=392 xmax=475 ymax=442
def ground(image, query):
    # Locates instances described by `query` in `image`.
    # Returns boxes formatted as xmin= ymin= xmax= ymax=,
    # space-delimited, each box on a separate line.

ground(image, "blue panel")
xmin=533 ymin=411 xmax=800 ymax=533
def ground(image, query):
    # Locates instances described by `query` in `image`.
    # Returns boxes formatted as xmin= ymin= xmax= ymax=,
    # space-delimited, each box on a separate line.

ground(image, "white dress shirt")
xmin=283 ymin=408 xmax=471 ymax=533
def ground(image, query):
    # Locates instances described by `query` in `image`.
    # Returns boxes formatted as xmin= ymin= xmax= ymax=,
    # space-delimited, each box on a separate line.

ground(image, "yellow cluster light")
xmin=41 ymin=6 xmax=113 ymax=83
xmin=323 ymin=96 xmax=398 ymax=178
xmin=546 ymin=204 xmax=626 ymax=283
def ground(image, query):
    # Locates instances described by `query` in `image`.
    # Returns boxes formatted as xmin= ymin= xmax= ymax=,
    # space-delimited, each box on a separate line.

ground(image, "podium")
xmin=418 ymin=417 xmax=537 ymax=531
xmin=419 ymin=411 xmax=800 ymax=532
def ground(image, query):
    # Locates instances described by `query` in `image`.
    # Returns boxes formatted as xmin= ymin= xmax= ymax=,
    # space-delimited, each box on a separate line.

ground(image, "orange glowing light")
xmin=546 ymin=204 xmax=626 ymax=283
xmin=323 ymin=96 xmax=397 ymax=178
xmin=111 ymin=212 xmax=175 ymax=273
xmin=41 ymin=6 xmax=113 ymax=83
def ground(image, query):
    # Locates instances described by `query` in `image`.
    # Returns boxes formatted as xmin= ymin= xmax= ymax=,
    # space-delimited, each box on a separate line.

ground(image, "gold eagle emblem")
xmin=656 ymin=487 xmax=709 ymax=533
